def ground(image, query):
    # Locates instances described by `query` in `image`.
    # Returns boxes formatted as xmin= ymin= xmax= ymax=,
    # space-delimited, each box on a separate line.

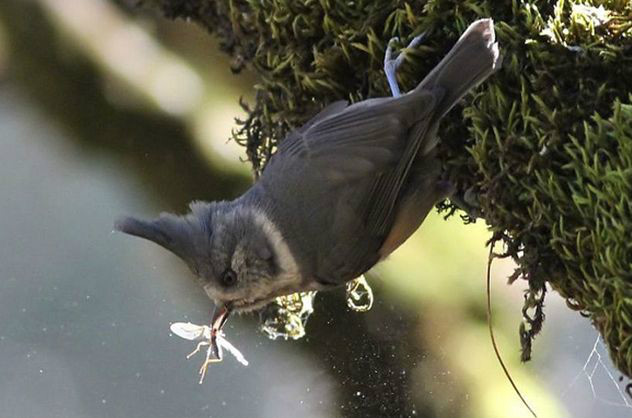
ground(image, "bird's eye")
xmin=221 ymin=269 xmax=238 ymax=287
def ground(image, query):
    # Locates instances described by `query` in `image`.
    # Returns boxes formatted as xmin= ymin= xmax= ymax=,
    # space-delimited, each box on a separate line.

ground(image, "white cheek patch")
xmin=249 ymin=209 xmax=300 ymax=278
xmin=230 ymin=245 xmax=246 ymax=273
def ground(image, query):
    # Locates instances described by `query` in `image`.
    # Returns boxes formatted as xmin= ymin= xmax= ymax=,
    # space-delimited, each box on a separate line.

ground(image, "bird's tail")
xmin=414 ymin=18 xmax=501 ymax=118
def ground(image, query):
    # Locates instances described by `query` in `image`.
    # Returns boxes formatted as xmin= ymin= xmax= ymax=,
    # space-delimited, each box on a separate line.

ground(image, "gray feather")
xmin=257 ymin=18 xmax=500 ymax=285
xmin=114 ymin=215 xmax=194 ymax=262
xmin=115 ymin=19 xmax=502 ymax=310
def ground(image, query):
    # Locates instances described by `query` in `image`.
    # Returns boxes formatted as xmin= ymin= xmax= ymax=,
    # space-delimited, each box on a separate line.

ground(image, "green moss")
xmin=145 ymin=0 xmax=632 ymax=377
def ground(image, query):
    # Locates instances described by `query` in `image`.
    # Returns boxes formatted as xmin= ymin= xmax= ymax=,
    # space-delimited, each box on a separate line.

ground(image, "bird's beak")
xmin=211 ymin=303 xmax=232 ymax=334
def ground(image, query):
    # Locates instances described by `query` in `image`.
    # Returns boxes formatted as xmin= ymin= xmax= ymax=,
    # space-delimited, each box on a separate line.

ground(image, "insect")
xmin=169 ymin=306 xmax=248 ymax=384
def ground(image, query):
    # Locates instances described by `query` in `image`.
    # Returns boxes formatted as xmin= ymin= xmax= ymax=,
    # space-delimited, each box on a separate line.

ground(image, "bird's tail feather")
xmin=414 ymin=18 xmax=501 ymax=118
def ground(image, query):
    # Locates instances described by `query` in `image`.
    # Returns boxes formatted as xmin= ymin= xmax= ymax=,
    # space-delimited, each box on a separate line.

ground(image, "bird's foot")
xmin=384 ymin=33 xmax=425 ymax=97
xmin=449 ymin=187 xmax=482 ymax=220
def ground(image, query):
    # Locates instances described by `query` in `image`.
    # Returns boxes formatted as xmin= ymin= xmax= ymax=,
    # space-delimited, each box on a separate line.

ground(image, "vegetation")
xmin=147 ymin=0 xmax=632 ymax=378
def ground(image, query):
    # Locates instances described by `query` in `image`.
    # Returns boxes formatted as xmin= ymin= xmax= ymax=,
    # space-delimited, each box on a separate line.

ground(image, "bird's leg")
xmin=437 ymin=180 xmax=481 ymax=220
xmin=449 ymin=188 xmax=482 ymax=219
xmin=383 ymin=34 xmax=425 ymax=97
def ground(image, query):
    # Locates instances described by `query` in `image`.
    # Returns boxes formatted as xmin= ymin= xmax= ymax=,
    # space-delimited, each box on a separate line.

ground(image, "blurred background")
xmin=0 ymin=0 xmax=630 ymax=417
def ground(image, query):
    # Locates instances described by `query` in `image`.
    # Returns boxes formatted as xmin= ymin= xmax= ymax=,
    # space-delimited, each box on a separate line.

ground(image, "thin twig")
xmin=487 ymin=239 xmax=538 ymax=418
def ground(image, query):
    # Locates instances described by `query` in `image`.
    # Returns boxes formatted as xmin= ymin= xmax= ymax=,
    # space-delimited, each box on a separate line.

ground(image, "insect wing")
xmin=170 ymin=322 xmax=208 ymax=341
xmin=217 ymin=333 xmax=249 ymax=366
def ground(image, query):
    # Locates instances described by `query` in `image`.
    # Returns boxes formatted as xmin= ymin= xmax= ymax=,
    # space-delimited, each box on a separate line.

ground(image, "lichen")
xmin=142 ymin=0 xmax=632 ymax=378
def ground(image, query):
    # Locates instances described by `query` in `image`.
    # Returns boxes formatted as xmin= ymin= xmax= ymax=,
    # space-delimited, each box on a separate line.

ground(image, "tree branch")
xmin=137 ymin=0 xmax=632 ymax=378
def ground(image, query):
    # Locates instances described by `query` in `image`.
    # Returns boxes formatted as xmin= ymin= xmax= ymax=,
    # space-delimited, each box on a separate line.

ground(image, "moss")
xmin=141 ymin=0 xmax=632 ymax=377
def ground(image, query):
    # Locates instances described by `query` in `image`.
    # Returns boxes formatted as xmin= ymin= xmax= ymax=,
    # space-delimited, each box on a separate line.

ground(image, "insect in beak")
xmin=211 ymin=303 xmax=232 ymax=334
xmin=170 ymin=303 xmax=248 ymax=384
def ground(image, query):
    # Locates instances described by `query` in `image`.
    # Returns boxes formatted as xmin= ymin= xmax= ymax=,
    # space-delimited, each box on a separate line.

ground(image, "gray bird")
xmin=115 ymin=19 xmax=500 ymax=327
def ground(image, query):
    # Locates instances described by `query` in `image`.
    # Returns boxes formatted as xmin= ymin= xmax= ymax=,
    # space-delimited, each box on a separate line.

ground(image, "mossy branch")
xmin=140 ymin=0 xmax=632 ymax=378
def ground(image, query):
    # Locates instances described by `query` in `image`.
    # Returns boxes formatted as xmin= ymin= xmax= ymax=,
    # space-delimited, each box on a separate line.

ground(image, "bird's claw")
xmin=384 ymin=33 xmax=426 ymax=97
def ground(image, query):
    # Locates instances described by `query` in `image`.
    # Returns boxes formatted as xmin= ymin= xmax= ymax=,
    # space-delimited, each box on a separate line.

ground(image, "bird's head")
xmin=114 ymin=201 xmax=303 ymax=314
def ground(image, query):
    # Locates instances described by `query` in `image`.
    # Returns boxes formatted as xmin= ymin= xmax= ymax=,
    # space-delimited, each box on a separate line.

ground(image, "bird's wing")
xmin=272 ymin=91 xmax=437 ymax=183
xmin=281 ymin=100 xmax=349 ymax=142
xmin=257 ymin=19 xmax=500 ymax=284
xmin=358 ymin=113 xmax=438 ymax=238
xmin=260 ymin=90 xmax=441 ymax=282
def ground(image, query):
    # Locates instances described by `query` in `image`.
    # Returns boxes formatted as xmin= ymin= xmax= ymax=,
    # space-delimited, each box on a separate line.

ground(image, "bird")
xmin=115 ymin=18 xmax=500 ymax=332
